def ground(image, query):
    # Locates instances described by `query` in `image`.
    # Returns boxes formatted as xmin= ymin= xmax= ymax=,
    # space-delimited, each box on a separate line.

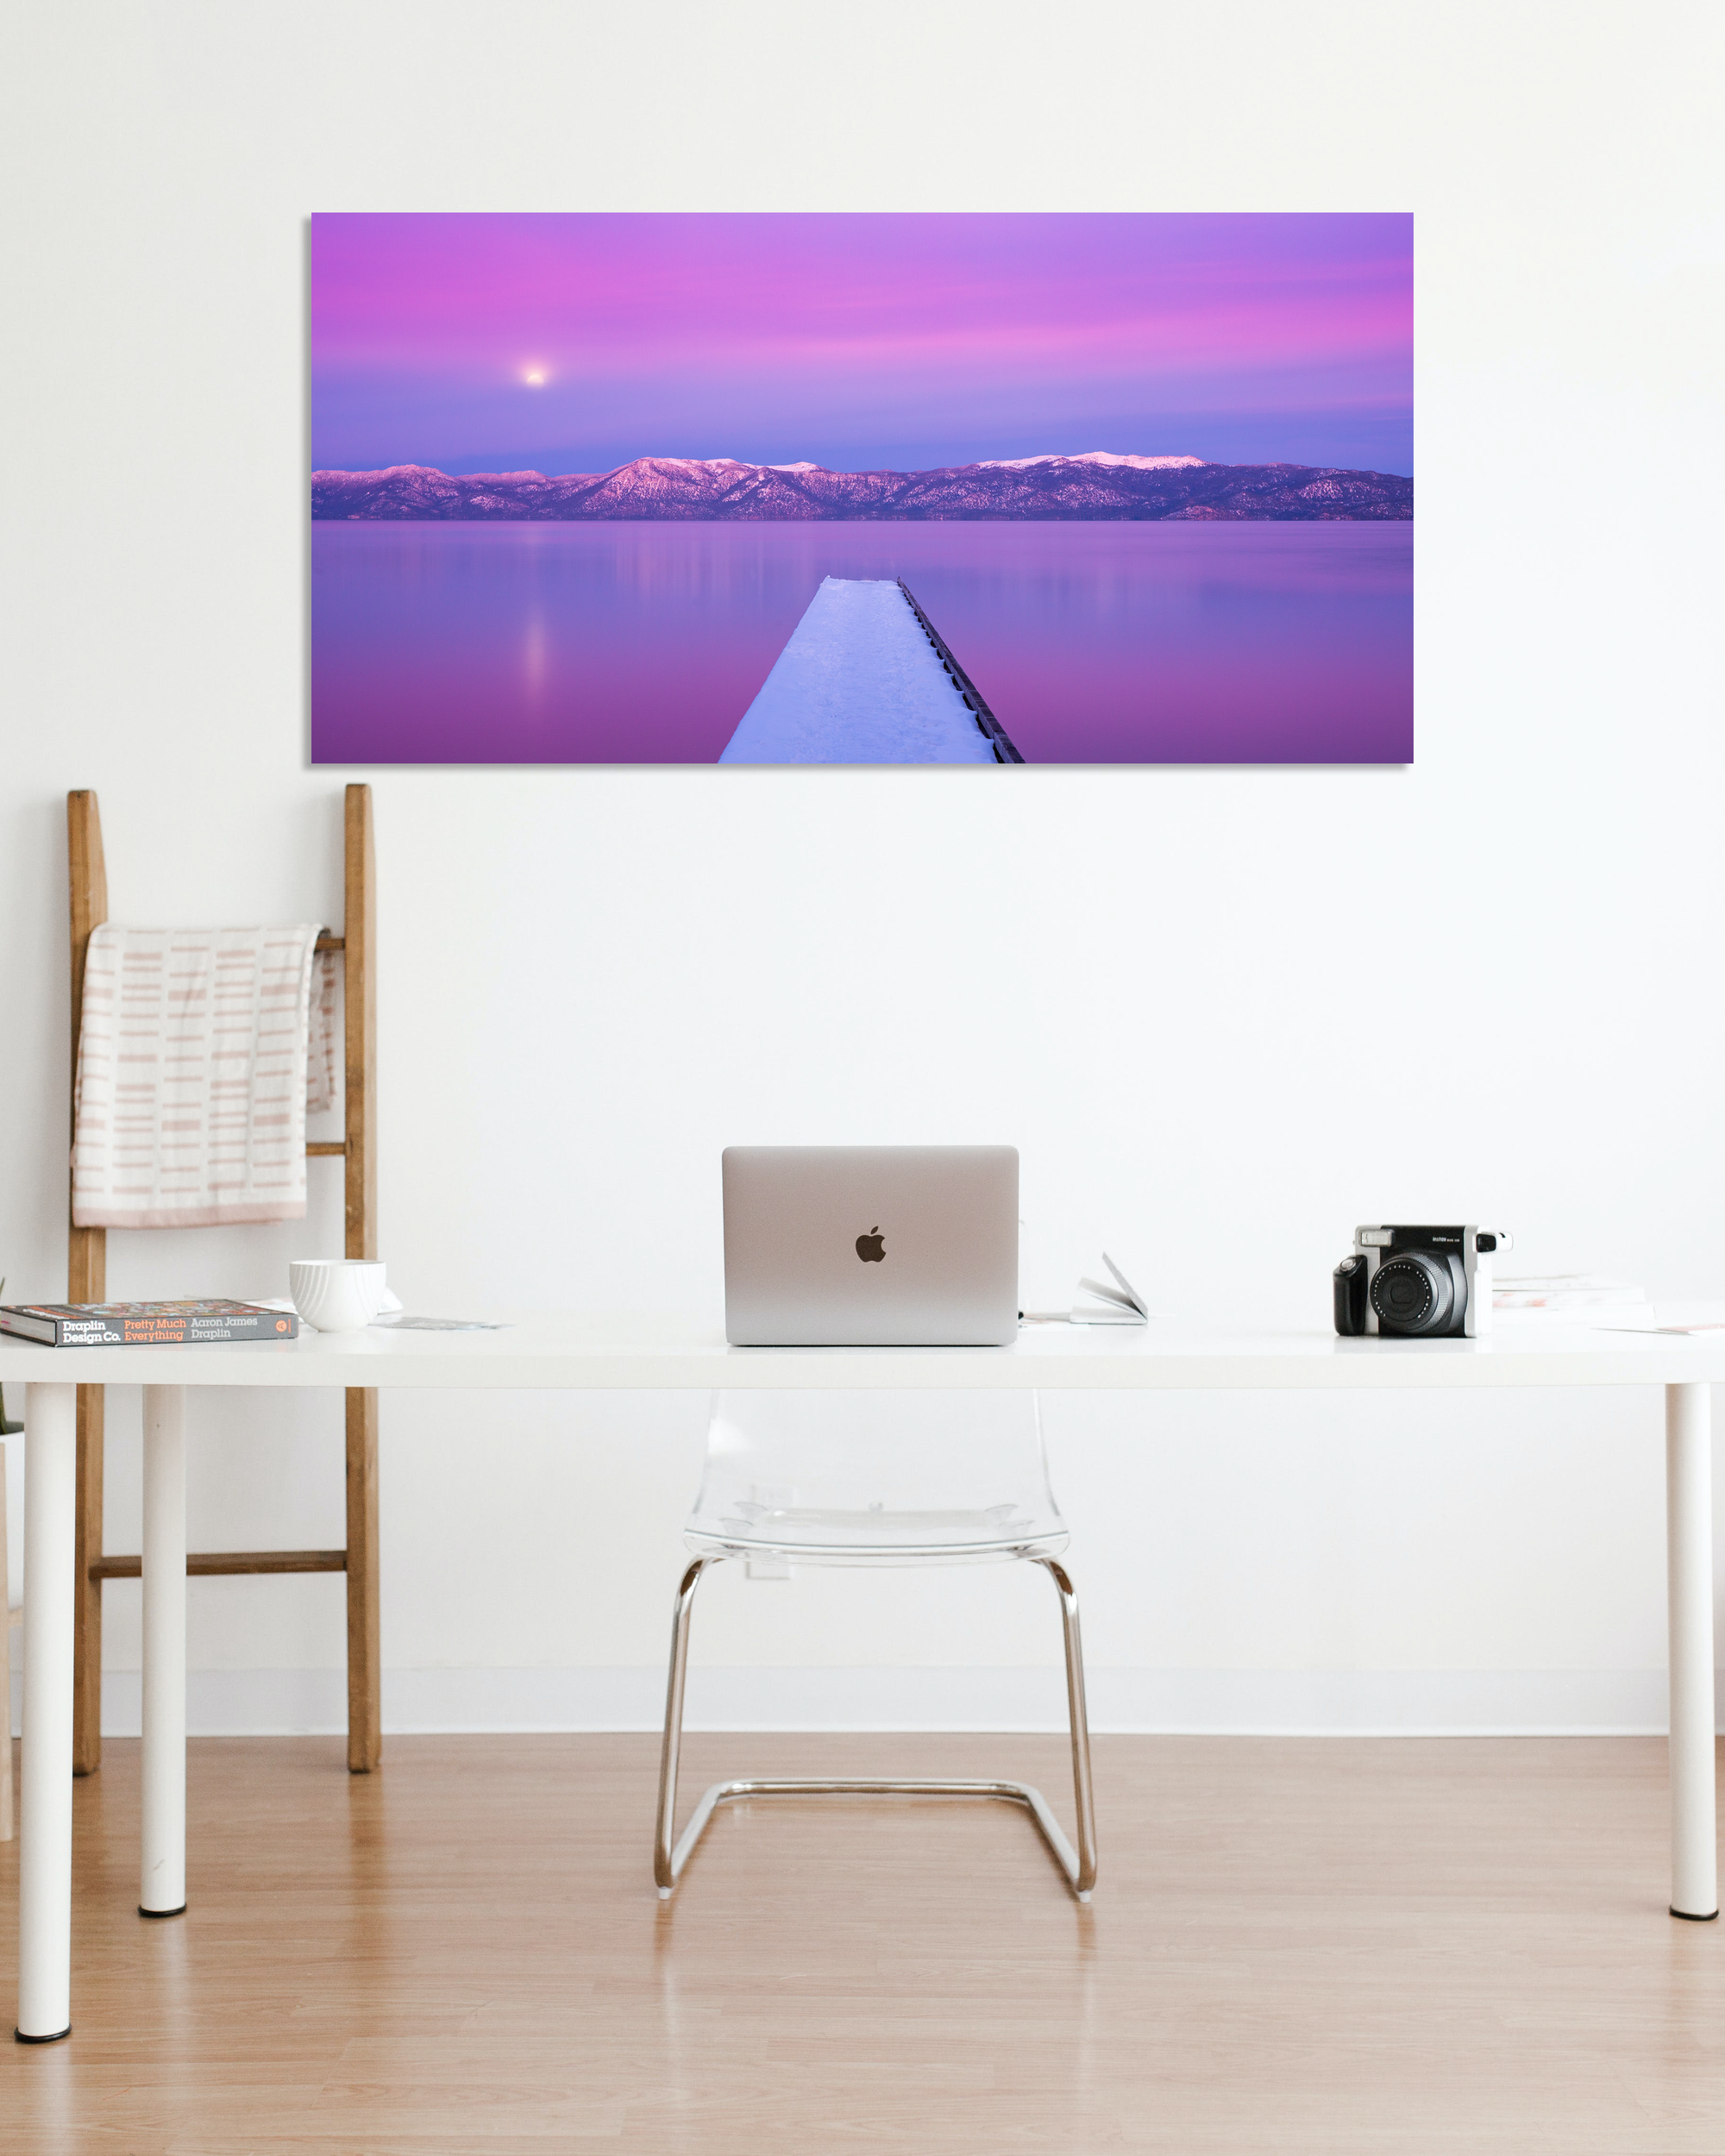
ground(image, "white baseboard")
xmin=37 ymin=1664 xmax=1712 ymax=1739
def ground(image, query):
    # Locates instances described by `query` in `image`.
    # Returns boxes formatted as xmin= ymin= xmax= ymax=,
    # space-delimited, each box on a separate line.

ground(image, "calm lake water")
xmin=310 ymin=521 xmax=1412 ymax=764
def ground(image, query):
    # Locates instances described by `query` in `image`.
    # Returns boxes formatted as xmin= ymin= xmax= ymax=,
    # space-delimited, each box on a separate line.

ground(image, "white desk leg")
xmin=1666 ymin=1381 xmax=1718 ymax=1920
xmin=16 ymin=1382 xmax=76 ymax=2042
xmin=141 ymin=1385 xmax=186 ymax=1917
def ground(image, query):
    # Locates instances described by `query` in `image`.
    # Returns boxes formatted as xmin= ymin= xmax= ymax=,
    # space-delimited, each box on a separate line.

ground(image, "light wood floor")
xmin=3 ymin=1732 xmax=1723 ymax=2152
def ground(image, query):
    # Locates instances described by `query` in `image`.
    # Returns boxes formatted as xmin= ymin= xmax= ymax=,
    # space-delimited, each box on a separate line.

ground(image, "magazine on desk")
xmin=1020 ymin=1255 xmax=1157 ymax=1327
xmin=1070 ymin=1256 xmax=1154 ymax=1326
xmin=0 ymin=1300 xmax=298 ymax=1346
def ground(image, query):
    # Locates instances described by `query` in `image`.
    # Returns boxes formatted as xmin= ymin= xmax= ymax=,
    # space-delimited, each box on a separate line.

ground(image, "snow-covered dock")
xmin=719 ymin=578 xmax=1015 ymax=764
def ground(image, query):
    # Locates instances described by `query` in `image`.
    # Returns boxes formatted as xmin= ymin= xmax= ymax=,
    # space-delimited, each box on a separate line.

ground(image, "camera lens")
xmin=1370 ymin=1251 xmax=1457 ymax=1336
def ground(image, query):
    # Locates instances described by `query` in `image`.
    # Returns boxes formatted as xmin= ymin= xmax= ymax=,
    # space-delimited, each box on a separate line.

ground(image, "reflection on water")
xmin=311 ymin=520 xmax=1412 ymax=765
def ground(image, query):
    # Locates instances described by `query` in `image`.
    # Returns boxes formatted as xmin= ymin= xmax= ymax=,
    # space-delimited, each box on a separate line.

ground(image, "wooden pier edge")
xmin=896 ymin=579 xmax=1026 ymax=764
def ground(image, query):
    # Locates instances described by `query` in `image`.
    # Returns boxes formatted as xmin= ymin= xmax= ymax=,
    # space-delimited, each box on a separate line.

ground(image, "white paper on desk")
xmin=1070 ymin=1253 xmax=1154 ymax=1325
xmin=368 ymin=1313 xmax=511 ymax=1332
xmin=1600 ymin=1320 xmax=1725 ymax=1336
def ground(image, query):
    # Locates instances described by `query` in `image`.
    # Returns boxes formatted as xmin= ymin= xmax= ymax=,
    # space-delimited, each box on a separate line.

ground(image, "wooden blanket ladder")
xmin=66 ymin=784 xmax=380 ymax=1774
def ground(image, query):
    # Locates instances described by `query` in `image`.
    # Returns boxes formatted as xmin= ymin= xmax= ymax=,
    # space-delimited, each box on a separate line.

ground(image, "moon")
xmin=524 ymin=368 xmax=546 ymax=386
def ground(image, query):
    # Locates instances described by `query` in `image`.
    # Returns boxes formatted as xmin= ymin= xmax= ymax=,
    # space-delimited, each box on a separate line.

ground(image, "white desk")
xmin=7 ymin=1316 xmax=1720 ymax=2041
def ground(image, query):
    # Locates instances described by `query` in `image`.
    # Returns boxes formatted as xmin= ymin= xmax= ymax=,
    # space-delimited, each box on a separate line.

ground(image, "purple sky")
xmin=310 ymin=213 xmax=1413 ymax=479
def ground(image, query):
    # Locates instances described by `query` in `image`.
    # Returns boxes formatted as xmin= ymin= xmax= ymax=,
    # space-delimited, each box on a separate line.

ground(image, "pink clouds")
xmin=310 ymin=213 xmax=1412 ymax=477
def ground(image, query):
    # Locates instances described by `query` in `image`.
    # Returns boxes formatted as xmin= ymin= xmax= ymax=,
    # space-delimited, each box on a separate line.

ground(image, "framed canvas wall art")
xmin=310 ymin=213 xmax=1413 ymax=765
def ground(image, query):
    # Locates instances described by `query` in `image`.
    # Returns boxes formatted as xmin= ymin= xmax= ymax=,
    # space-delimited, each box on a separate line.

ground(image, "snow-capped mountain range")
xmin=975 ymin=450 xmax=1208 ymax=471
xmin=310 ymin=453 xmax=1412 ymax=522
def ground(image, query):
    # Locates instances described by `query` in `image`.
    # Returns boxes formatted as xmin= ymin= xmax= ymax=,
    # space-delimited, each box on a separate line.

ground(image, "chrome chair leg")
xmin=654 ymin=1556 xmax=712 ymax=1896
xmin=1038 ymin=1556 xmax=1098 ymax=1898
xmin=653 ymin=1551 xmax=1099 ymax=1904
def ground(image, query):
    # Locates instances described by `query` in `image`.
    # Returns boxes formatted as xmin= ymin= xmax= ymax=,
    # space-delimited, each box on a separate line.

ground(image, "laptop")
xmin=723 ymin=1145 xmax=1019 ymax=1346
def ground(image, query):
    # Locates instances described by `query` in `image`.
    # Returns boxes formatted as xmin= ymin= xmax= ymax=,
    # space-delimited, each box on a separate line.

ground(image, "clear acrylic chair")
xmin=654 ymin=1389 xmax=1096 ymax=1901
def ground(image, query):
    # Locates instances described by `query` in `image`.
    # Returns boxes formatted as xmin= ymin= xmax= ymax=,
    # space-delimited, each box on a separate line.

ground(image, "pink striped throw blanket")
xmin=72 ymin=924 xmax=327 ymax=1228
xmin=306 ymin=946 xmax=338 ymax=1115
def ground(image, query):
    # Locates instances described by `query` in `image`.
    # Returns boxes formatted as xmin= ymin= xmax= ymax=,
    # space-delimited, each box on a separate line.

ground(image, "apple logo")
xmin=856 ymin=1226 xmax=885 ymax=1263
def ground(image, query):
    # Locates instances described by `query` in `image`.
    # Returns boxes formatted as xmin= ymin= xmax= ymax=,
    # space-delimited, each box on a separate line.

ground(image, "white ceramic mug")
xmin=289 ymin=1258 xmax=388 ymax=1334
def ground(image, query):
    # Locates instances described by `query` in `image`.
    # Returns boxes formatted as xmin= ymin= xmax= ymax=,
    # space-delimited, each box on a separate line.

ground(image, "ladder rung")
xmin=91 ymin=1550 xmax=347 ymax=1580
xmin=314 ymin=933 xmax=345 ymax=953
xmin=305 ymin=1141 xmax=347 ymax=1156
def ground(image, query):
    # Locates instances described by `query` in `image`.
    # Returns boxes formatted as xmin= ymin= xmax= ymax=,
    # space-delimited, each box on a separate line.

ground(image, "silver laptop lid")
xmin=723 ymin=1145 xmax=1019 ymax=1346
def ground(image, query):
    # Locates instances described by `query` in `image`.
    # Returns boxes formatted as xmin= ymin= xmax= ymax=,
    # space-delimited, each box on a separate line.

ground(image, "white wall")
xmin=3 ymin=0 xmax=1722 ymax=1736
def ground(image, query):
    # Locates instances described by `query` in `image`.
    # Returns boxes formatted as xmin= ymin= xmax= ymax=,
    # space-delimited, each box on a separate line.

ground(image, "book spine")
xmin=113 ymin=1315 xmax=298 ymax=1344
xmin=5 ymin=1314 xmax=299 ymax=1346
